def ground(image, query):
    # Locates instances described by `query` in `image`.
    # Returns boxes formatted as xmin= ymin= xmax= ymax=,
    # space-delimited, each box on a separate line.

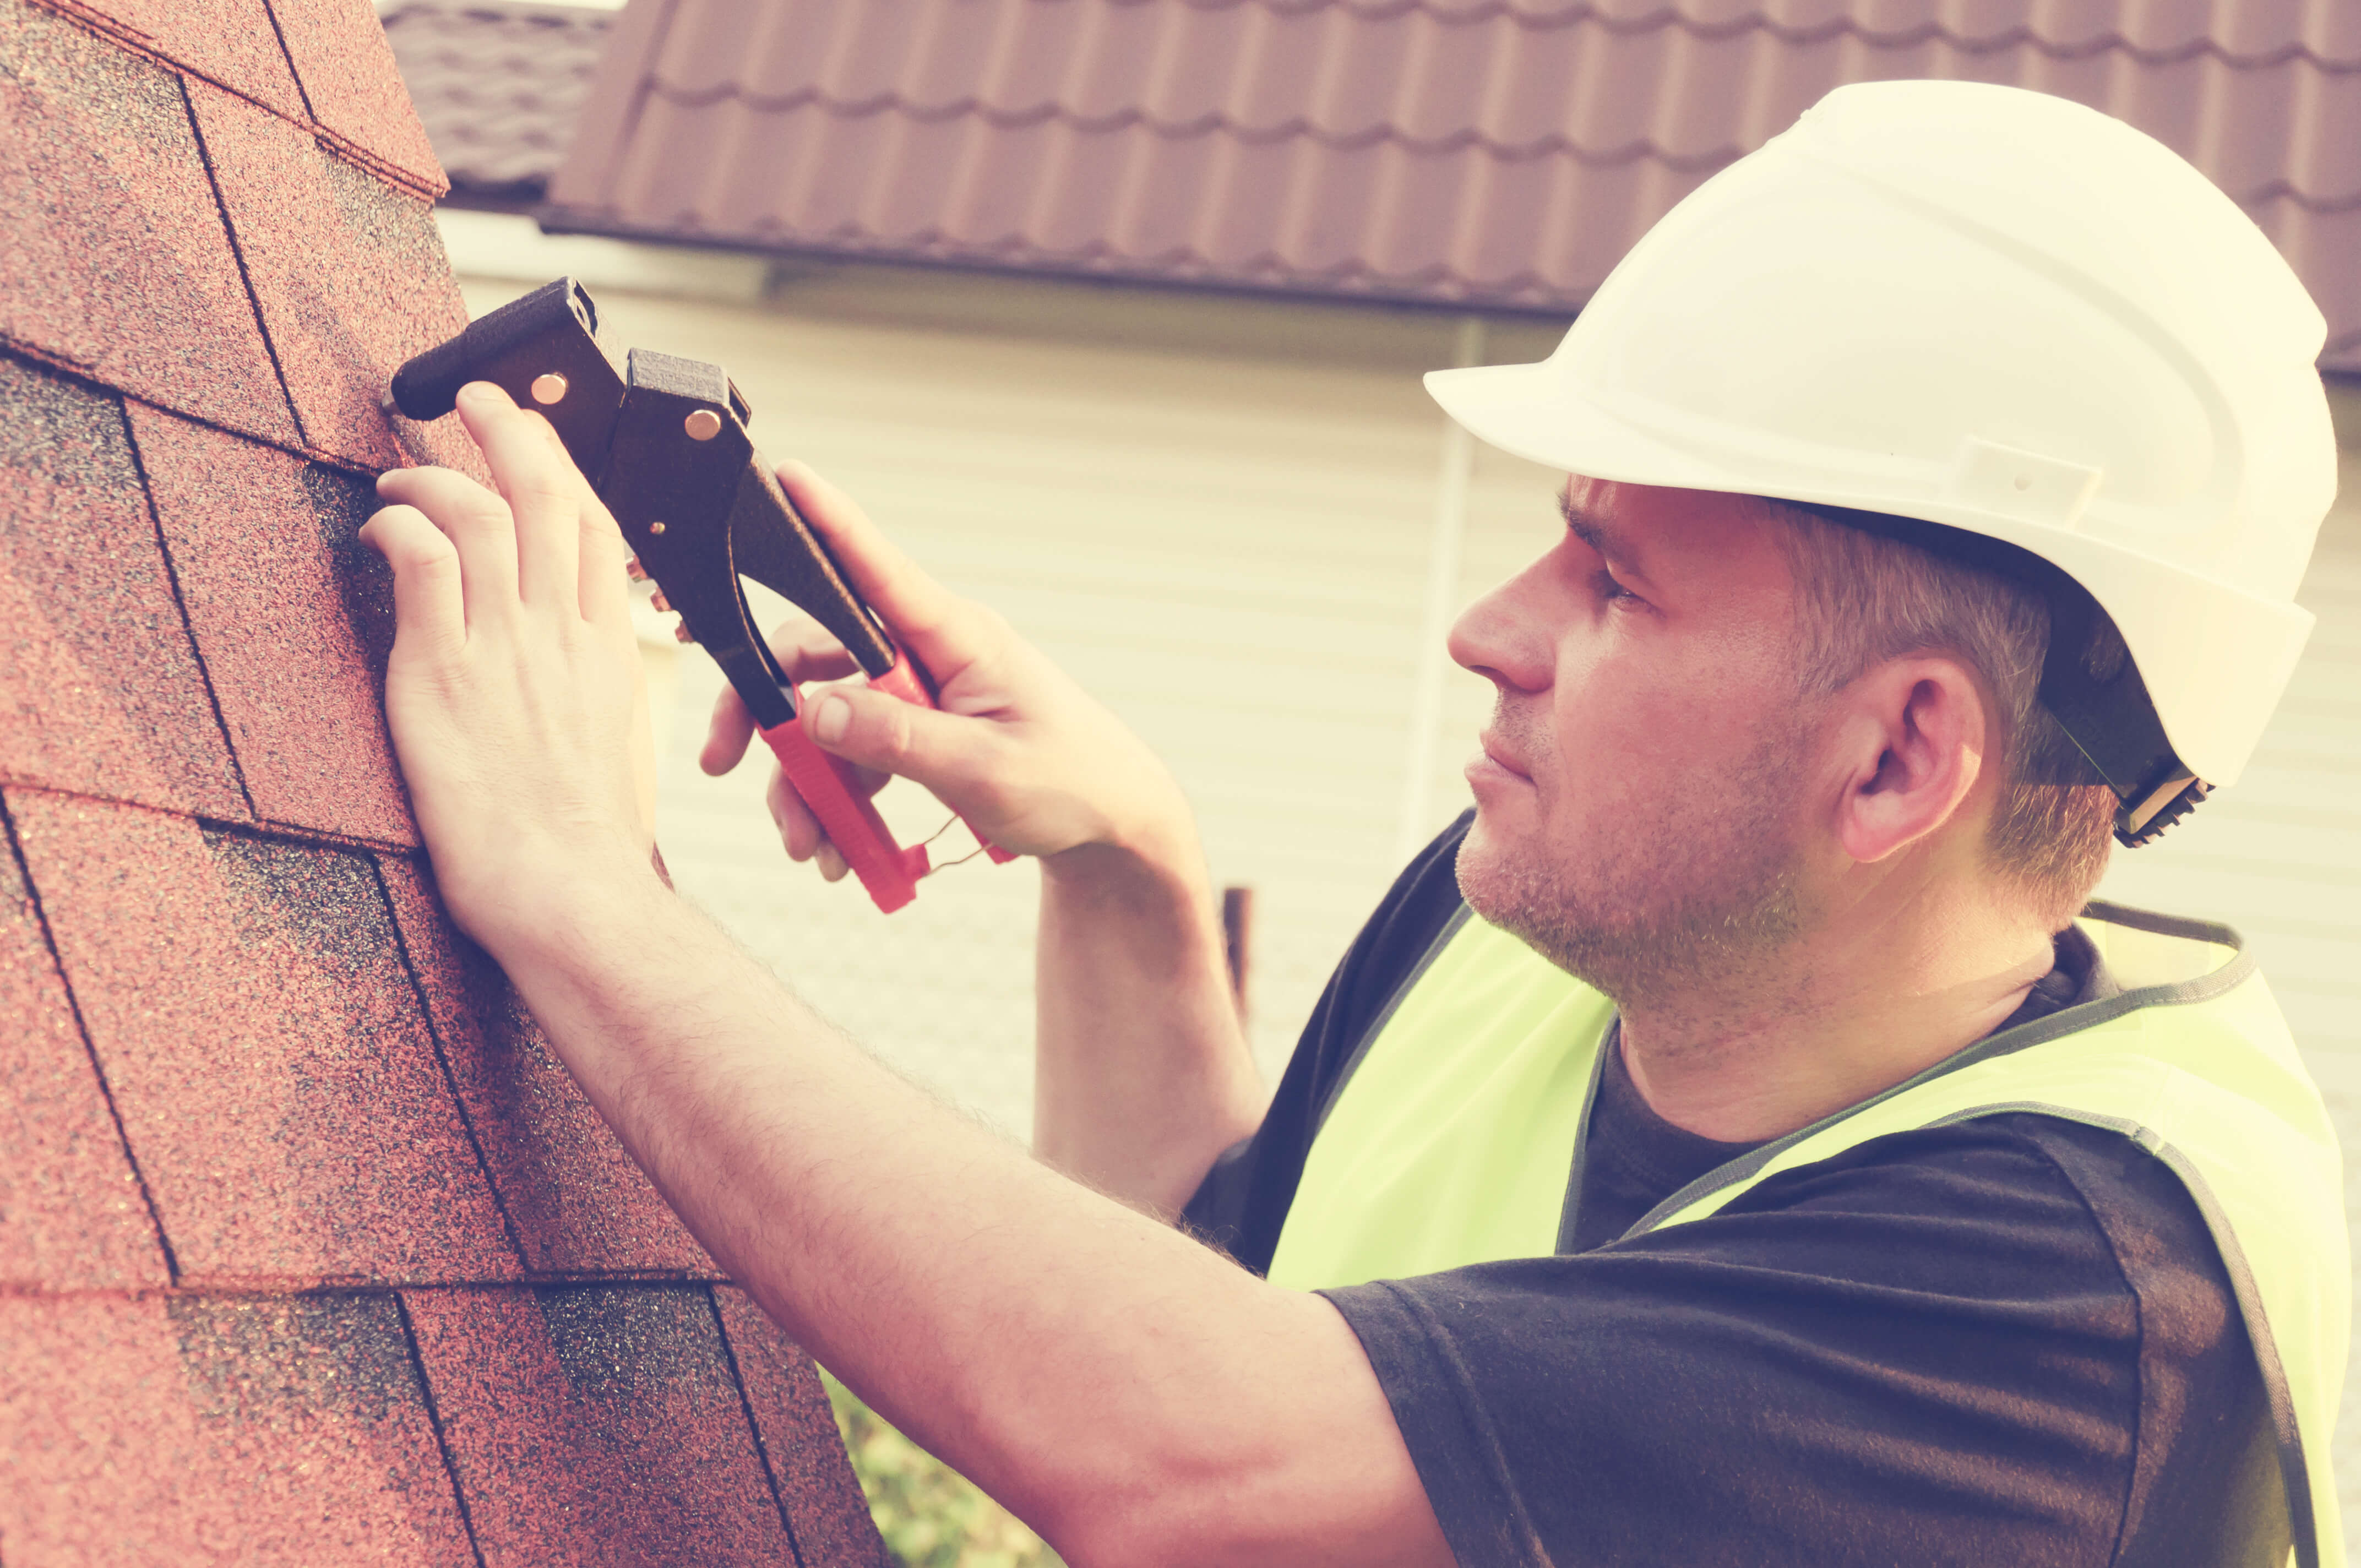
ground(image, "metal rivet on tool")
xmin=649 ymin=520 xmax=667 ymax=536
xmin=530 ymin=373 xmax=568 ymax=405
xmin=683 ymin=409 xmax=722 ymax=442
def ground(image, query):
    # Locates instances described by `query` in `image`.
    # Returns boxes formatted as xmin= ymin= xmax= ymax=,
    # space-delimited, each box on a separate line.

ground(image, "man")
xmin=361 ymin=81 xmax=2345 ymax=1564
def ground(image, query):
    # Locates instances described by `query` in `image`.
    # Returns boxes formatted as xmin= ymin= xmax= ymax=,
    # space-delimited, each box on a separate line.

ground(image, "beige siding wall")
xmin=451 ymin=237 xmax=1561 ymax=1133
xmin=452 ymin=224 xmax=2358 ymax=1537
xmin=449 ymin=231 xmax=2357 ymax=1127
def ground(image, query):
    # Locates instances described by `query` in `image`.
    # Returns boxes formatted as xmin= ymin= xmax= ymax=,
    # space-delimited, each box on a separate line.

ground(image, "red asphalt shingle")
xmin=379 ymin=853 xmax=719 ymax=1276
xmin=130 ymin=402 xmax=418 ymax=846
xmin=46 ymin=0 xmax=309 ymax=119
xmin=0 ymin=1290 xmax=477 ymax=1564
xmin=187 ymin=74 xmax=476 ymax=472
xmin=4 ymin=1 xmax=885 ymax=1551
xmin=0 ymin=809 xmax=166 ymax=1289
xmin=543 ymin=0 xmax=2361 ymax=369
xmin=717 ymin=1285 xmax=894 ymax=1568
xmin=0 ymin=352 xmax=248 ymax=820
xmin=404 ymin=1283 xmax=805 ymax=1567
xmin=269 ymin=0 xmax=450 ymax=196
xmin=8 ymin=788 xmax=519 ymax=1285
xmin=0 ymin=1 xmax=299 ymax=446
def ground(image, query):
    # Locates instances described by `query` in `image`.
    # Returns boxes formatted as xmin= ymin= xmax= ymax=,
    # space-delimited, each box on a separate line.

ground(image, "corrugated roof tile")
xmin=0 ymin=1291 xmax=477 ymax=1563
xmin=0 ymin=354 xmax=250 ymax=820
xmin=404 ymin=1283 xmax=810 ymax=1565
xmin=10 ymin=789 xmax=521 ymax=1284
xmin=130 ymin=404 xmax=419 ymax=846
xmin=0 ymin=810 xmax=166 ymax=1289
xmin=543 ymin=0 xmax=2361 ymax=367
xmin=380 ymin=1 xmax=613 ymax=199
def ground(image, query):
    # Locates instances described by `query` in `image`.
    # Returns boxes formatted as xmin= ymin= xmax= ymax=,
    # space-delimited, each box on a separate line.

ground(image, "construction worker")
xmin=361 ymin=80 xmax=2344 ymax=1566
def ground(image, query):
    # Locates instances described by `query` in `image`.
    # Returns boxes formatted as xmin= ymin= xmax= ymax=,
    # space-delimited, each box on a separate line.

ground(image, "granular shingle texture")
xmin=130 ymin=401 xmax=417 ymax=845
xmin=720 ymin=1284 xmax=898 ymax=1568
xmin=269 ymin=0 xmax=449 ymax=195
xmin=543 ymin=0 xmax=2361 ymax=371
xmin=0 ymin=353 xmax=248 ymax=819
xmin=188 ymin=75 xmax=477 ymax=471
xmin=405 ymin=1284 xmax=807 ymax=1565
xmin=0 ymin=2 xmax=297 ymax=445
xmin=44 ymin=0 xmax=309 ymax=118
xmin=0 ymin=0 xmax=882 ymax=1555
xmin=0 ymin=1291 xmax=478 ymax=1564
xmin=0 ymin=803 xmax=165 ymax=1288
xmin=9 ymin=788 xmax=518 ymax=1284
xmin=380 ymin=854 xmax=718 ymax=1276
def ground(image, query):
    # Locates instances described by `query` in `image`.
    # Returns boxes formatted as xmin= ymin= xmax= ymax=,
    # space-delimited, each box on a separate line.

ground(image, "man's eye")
xmin=1596 ymin=570 xmax=1634 ymax=602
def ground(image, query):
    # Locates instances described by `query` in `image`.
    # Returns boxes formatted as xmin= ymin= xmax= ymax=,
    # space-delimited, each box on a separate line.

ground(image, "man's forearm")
xmin=359 ymin=410 xmax=1441 ymax=1563
xmin=482 ymin=861 xmax=1440 ymax=1566
xmin=1032 ymin=831 xmax=1266 ymax=1215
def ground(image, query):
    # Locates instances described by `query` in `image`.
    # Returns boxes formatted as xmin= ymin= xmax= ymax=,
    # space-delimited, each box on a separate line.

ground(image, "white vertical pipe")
xmin=1395 ymin=314 xmax=1486 ymax=865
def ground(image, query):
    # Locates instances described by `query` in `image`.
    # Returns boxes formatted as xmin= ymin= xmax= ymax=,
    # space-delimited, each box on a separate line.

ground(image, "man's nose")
xmin=1448 ymin=560 xmax=1557 ymax=695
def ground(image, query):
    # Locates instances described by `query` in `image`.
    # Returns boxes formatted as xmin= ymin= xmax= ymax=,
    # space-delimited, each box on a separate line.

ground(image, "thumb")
xmin=805 ymin=684 xmax=999 ymax=796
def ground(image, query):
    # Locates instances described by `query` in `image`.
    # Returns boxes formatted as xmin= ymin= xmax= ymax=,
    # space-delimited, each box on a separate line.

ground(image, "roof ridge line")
xmin=1114 ymin=0 xmax=2361 ymax=70
xmin=638 ymin=80 xmax=2361 ymax=208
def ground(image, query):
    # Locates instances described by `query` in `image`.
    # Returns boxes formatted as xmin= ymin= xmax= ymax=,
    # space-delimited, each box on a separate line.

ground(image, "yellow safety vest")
xmin=1269 ymin=901 xmax=2348 ymax=1568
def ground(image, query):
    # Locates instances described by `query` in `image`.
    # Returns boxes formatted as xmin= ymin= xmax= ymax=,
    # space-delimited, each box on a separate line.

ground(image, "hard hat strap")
xmin=1777 ymin=502 xmax=2205 ymax=848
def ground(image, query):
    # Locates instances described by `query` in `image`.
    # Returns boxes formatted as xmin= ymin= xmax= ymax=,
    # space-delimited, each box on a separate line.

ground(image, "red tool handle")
xmin=759 ymin=651 xmax=1015 ymax=914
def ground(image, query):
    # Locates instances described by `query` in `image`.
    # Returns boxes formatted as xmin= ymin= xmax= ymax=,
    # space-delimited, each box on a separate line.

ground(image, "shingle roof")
xmin=0 ymin=1 xmax=883 ymax=1556
xmin=382 ymin=0 xmax=615 ymax=204
xmin=541 ymin=0 xmax=2361 ymax=370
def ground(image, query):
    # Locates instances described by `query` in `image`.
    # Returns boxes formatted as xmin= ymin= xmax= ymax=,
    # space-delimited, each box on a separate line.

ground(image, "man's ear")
xmin=1829 ymin=656 xmax=1992 ymax=865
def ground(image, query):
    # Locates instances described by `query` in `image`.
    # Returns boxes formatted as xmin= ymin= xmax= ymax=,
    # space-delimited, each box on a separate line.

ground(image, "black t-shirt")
xmin=1184 ymin=813 xmax=2282 ymax=1566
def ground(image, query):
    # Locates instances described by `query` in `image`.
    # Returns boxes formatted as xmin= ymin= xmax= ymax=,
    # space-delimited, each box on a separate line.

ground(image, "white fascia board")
xmin=436 ymin=208 xmax=770 ymax=306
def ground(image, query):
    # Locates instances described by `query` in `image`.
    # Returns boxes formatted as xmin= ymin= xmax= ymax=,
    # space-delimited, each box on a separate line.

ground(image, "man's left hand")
xmin=361 ymin=381 xmax=659 ymax=949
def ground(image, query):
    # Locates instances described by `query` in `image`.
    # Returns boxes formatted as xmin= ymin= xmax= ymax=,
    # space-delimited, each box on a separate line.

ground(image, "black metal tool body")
xmin=389 ymin=277 xmax=1002 ymax=910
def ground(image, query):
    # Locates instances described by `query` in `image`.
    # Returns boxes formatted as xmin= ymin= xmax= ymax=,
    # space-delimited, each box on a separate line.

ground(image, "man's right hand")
xmin=698 ymin=461 xmax=1196 ymax=881
xmin=699 ymin=464 xmax=1262 ymax=1215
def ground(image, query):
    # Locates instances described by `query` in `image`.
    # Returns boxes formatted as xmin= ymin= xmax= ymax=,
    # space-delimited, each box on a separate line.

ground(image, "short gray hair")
xmin=1761 ymin=500 xmax=2117 ymax=928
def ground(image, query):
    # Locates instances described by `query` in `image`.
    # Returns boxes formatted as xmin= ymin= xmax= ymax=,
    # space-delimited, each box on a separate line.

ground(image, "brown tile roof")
xmin=0 ymin=0 xmax=883 ymax=1555
xmin=542 ymin=0 xmax=2361 ymax=369
xmin=382 ymin=0 xmax=616 ymax=205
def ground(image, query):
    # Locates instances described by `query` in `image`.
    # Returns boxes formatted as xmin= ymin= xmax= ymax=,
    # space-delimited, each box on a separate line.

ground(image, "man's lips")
xmin=1472 ymin=731 xmax=1532 ymax=783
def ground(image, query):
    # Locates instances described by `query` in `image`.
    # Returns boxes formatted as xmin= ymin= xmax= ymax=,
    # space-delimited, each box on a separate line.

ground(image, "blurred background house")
xmin=383 ymin=0 xmax=2361 ymax=1533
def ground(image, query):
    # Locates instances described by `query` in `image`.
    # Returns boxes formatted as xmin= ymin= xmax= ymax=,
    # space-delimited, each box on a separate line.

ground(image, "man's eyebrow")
xmin=1557 ymin=492 xmax=1643 ymax=573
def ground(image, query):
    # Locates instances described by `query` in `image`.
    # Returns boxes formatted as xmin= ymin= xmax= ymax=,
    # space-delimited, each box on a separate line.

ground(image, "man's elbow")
xmin=1034 ymin=1438 xmax=1450 ymax=1568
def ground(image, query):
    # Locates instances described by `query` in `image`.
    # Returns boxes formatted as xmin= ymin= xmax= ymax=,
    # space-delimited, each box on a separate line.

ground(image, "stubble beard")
xmin=1456 ymin=699 xmax=1811 ymax=1012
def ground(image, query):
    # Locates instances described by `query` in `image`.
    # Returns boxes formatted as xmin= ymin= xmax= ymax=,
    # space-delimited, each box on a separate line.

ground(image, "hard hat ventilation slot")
xmin=1949 ymin=437 xmax=2102 ymax=529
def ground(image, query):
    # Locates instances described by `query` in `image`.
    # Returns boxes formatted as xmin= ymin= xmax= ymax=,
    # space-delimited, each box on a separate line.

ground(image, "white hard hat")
xmin=1428 ymin=79 xmax=2337 ymax=842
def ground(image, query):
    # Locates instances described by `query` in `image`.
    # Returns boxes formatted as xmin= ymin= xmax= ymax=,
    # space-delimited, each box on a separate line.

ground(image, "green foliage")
xmin=821 ymin=1371 xmax=1064 ymax=1568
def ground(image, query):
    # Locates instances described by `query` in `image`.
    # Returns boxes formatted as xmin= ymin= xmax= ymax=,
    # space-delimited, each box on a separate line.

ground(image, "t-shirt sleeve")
xmin=1320 ymin=1118 xmax=2274 ymax=1568
xmin=1180 ymin=811 xmax=1472 ymax=1273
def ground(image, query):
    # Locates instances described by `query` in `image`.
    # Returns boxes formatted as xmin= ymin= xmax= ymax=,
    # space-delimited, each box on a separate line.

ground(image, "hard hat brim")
xmin=1424 ymin=361 xmax=2314 ymax=790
